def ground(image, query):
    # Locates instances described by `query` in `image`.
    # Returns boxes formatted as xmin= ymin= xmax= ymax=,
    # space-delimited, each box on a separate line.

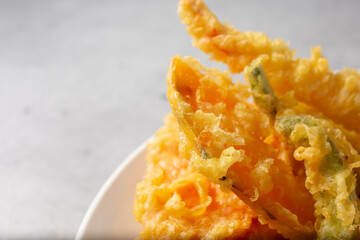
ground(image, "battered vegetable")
xmin=275 ymin=115 xmax=360 ymax=240
xmin=247 ymin=60 xmax=277 ymax=118
xmin=246 ymin=61 xmax=360 ymax=239
xmin=167 ymin=55 xmax=315 ymax=239
xmin=134 ymin=113 xmax=283 ymax=239
xmin=178 ymin=0 xmax=360 ymax=152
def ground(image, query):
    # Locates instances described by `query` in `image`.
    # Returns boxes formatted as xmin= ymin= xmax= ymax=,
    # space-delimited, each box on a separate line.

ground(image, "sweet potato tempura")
xmin=178 ymin=0 xmax=360 ymax=150
xmin=134 ymin=114 xmax=283 ymax=239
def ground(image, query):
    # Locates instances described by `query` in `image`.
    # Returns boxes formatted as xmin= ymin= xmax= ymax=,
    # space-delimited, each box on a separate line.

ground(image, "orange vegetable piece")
xmin=167 ymin=55 xmax=316 ymax=239
xmin=134 ymin=113 xmax=284 ymax=239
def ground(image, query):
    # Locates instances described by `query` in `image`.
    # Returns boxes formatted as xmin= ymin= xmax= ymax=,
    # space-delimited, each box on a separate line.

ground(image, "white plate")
xmin=75 ymin=139 xmax=150 ymax=240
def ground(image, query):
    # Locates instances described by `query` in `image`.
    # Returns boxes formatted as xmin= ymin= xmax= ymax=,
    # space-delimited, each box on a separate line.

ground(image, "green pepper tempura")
xmin=246 ymin=61 xmax=360 ymax=239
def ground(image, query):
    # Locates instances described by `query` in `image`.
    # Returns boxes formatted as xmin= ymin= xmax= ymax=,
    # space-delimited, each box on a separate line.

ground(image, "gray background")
xmin=0 ymin=0 xmax=359 ymax=239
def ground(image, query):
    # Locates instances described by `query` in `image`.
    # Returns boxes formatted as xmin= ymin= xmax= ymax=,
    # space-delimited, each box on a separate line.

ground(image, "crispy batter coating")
xmin=167 ymin=56 xmax=315 ymax=239
xmin=135 ymin=1 xmax=360 ymax=239
xmin=275 ymin=114 xmax=360 ymax=240
xmin=245 ymin=61 xmax=360 ymax=239
xmin=178 ymin=0 xmax=360 ymax=149
xmin=134 ymin=113 xmax=283 ymax=239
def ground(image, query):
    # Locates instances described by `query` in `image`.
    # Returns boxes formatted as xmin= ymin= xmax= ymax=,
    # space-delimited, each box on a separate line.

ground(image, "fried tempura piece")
xmin=167 ymin=55 xmax=315 ymax=239
xmin=244 ymin=58 xmax=360 ymax=155
xmin=134 ymin=113 xmax=283 ymax=239
xmin=178 ymin=0 xmax=360 ymax=146
xmin=275 ymin=115 xmax=360 ymax=240
xmin=245 ymin=61 xmax=360 ymax=239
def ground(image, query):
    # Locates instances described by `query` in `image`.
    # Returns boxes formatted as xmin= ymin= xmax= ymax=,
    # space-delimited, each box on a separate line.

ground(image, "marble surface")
xmin=0 ymin=0 xmax=359 ymax=238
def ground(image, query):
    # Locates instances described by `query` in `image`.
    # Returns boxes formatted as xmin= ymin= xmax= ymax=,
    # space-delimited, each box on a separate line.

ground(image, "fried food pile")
xmin=134 ymin=0 xmax=360 ymax=239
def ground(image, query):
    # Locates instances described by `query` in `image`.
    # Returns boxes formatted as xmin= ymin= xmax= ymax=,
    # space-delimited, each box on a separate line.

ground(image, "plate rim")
xmin=75 ymin=137 xmax=152 ymax=240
